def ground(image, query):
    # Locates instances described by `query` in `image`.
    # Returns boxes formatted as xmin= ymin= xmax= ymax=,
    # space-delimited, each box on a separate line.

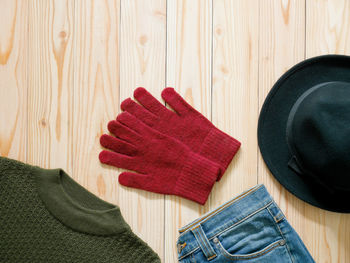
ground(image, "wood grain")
xmin=119 ymin=0 xmax=166 ymax=260
xmin=305 ymin=1 xmax=350 ymax=262
xmin=165 ymin=0 xmax=212 ymax=261
xmin=258 ymin=0 xmax=308 ymax=255
xmin=0 ymin=0 xmax=27 ymax=160
xmin=306 ymin=0 xmax=350 ymax=57
xmin=211 ymin=0 xmax=259 ymax=209
xmin=1 ymin=0 xmax=349 ymax=262
xmin=72 ymin=0 xmax=120 ymax=209
xmin=27 ymin=0 xmax=74 ymax=171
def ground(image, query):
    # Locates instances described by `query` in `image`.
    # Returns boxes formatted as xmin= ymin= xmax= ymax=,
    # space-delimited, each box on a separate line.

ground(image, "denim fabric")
xmin=177 ymin=185 xmax=315 ymax=263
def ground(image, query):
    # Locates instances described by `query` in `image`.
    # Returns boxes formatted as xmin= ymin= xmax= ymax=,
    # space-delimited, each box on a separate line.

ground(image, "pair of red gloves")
xmin=99 ymin=88 xmax=240 ymax=205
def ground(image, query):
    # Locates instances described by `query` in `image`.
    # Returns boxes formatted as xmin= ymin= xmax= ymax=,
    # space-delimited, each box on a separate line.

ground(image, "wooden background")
xmin=0 ymin=0 xmax=349 ymax=262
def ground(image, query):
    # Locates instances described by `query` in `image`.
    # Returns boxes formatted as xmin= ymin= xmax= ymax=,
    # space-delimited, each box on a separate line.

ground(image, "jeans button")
xmin=213 ymin=237 xmax=219 ymax=243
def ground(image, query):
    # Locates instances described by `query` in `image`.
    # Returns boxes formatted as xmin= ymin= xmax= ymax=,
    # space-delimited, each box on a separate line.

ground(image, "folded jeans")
xmin=177 ymin=184 xmax=315 ymax=263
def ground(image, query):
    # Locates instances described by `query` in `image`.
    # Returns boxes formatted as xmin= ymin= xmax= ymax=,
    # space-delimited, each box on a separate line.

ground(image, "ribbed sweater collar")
xmin=30 ymin=164 xmax=130 ymax=236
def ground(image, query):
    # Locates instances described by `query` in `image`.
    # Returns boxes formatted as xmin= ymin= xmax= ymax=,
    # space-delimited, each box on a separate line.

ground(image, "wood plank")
xmin=27 ymin=0 xmax=74 ymax=171
xmin=306 ymin=0 xmax=350 ymax=57
xmin=211 ymin=0 xmax=259 ymax=207
xmin=305 ymin=1 xmax=350 ymax=262
xmin=72 ymin=0 xmax=120 ymax=204
xmin=165 ymin=0 xmax=212 ymax=261
xmin=258 ymin=0 xmax=310 ymax=259
xmin=0 ymin=0 xmax=28 ymax=161
xmin=119 ymin=0 xmax=166 ymax=259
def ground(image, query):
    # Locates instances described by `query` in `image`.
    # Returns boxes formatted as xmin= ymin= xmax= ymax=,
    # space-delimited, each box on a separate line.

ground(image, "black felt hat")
xmin=258 ymin=55 xmax=350 ymax=213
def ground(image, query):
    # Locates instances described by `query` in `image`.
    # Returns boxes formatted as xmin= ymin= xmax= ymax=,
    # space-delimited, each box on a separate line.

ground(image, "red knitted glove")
xmin=120 ymin=87 xmax=241 ymax=180
xmin=99 ymin=112 xmax=219 ymax=205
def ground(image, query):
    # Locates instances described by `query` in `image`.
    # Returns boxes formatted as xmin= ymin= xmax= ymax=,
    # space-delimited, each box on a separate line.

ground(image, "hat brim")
xmin=258 ymin=54 xmax=350 ymax=213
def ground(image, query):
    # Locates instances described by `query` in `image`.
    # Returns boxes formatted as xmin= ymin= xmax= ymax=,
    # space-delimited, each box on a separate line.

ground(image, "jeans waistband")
xmin=177 ymin=184 xmax=273 ymax=260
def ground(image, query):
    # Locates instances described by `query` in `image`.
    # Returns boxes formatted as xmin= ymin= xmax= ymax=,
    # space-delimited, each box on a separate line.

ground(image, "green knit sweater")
xmin=0 ymin=157 xmax=160 ymax=263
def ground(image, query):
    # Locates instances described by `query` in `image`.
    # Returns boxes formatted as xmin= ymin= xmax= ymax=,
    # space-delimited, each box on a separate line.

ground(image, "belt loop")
xmin=191 ymin=224 xmax=217 ymax=260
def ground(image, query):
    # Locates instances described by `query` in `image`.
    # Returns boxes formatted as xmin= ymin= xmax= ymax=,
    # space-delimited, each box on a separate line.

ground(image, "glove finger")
xmin=119 ymin=172 xmax=153 ymax=191
xmin=107 ymin=120 xmax=142 ymax=144
xmin=99 ymin=150 xmax=137 ymax=171
xmin=133 ymin=87 xmax=168 ymax=116
xmin=100 ymin=134 xmax=137 ymax=156
xmin=161 ymin=87 xmax=194 ymax=115
xmin=121 ymin=98 xmax=158 ymax=125
xmin=117 ymin=112 xmax=155 ymax=136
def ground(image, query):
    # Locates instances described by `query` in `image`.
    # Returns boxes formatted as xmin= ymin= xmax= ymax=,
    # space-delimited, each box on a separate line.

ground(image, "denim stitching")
xmin=207 ymin=254 xmax=217 ymax=260
xmin=216 ymin=238 xmax=285 ymax=260
xmin=198 ymin=228 xmax=216 ymax=259
xmin=267 ymin=203 xmax=285 ymax=223
xmin=192 ymin=226 xmax=212 ymax=259
xmin=275 ymin=213 xmax=284 ymax=223
xmin=179 ymin=185 xmax=263 ymax=234
xmin=178 ymin=201 xmax=273 ymax=260
xmin=267 ymin=205 xmax=295 ymax=263
xmin=211 ymin=201 xmax=273 ymax=239
xmin=179 ymin=247 xmax=201 ymax=261
xmin=197 ymin=229 xmax=211 ymax=259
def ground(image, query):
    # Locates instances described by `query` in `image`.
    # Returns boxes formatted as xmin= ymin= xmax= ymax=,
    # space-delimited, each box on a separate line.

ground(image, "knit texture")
xmin=0 ymin=157 xmax=160 ymax=263
xmin=99 ymin=111 xmax=219 ymax=205
xmin=121 ymin=87 xmax=241 ymax=180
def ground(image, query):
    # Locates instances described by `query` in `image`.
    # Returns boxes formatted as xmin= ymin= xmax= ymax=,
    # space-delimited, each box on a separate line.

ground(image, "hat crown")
xmin=287 ymin=81 xmax=350 ymax=191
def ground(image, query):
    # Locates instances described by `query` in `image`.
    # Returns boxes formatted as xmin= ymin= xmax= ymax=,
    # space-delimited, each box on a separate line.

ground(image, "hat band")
xmin=285 ymin=81 xmax=347 ymax=193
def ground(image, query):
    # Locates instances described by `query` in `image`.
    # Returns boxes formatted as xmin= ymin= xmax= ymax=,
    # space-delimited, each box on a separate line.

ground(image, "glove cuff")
xmin=175 ymin=153 xmax=219 ymax=205
xmin=200 ymin=128 xmax=241 ymax=181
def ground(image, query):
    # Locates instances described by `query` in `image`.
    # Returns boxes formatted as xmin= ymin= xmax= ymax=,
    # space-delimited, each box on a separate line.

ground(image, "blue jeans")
xmin=177 ymin=185 xmax=315 ymax=262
